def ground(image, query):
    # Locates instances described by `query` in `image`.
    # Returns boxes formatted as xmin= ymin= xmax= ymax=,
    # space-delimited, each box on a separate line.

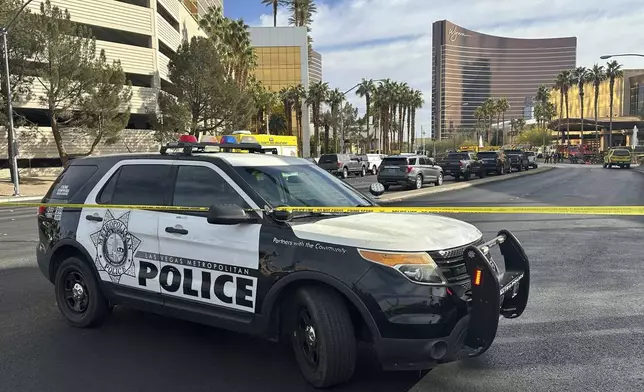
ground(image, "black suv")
xmin=36 ymin=139 xmax=530 ymax=388
xmin=478 ymin=151 xmax=511 ymax=175
xmin=503 ymin=149 xmax=529 ymax=172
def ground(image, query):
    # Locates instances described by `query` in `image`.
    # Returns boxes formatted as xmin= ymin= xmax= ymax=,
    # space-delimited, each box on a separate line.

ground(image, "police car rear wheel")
xmin=289 ymin=286 xmax=356 ymax=388
xmin=55 ymin=257 xmax=111 ymax=328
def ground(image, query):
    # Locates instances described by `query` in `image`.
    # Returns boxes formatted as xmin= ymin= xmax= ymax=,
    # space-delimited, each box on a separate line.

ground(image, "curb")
xmin=378 ymin=166 xmax=555 ymax=203
xmin=0 ymin=196 xmax=44 ymax=204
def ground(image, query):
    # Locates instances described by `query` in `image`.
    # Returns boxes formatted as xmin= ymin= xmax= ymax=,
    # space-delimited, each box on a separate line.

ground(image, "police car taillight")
xmin=38 ymin=205 xmax=46 ymax=216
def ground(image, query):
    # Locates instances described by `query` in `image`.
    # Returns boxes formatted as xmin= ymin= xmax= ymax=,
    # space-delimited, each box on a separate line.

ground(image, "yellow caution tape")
xmin=2 ymin=202 xmax=644 ymax=215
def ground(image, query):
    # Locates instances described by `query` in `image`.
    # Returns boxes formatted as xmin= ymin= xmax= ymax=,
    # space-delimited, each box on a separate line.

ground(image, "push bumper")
xmin=375 ymin=229 xmax=530 ymax=371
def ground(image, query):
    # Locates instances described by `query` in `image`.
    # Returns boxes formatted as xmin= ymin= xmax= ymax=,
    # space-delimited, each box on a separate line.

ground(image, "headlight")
xmin=358 ymin=249 xmax=447 ymax=285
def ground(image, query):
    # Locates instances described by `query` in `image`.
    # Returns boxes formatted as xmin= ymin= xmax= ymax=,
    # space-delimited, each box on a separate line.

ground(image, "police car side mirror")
xmin=369 ymin=183 xmax=386 ymax=197
xmin=207 ymin=204 xmax=258 ymax=225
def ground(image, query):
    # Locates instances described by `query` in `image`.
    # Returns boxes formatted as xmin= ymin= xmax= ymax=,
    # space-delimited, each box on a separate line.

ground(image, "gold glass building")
xmin=183 ymin=0 xmax=223 ymax=19
xmin=548 ymin=69 xmax=644 ymax=149
xmin=249 ymin=27 xmax=312 ymax=157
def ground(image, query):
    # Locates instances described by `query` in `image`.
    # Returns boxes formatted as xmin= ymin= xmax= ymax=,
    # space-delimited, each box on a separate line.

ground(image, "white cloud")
xmin=254 ymin=0 xmax=644 ymax=135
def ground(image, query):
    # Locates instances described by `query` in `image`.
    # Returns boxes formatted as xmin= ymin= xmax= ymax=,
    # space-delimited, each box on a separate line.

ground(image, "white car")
xmin=365 ymin=153 xmax=384 ymax=175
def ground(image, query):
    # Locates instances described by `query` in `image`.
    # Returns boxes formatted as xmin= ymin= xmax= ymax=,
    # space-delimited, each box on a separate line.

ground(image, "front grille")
xmin=428 ymin=238 xmax=484 ymax=289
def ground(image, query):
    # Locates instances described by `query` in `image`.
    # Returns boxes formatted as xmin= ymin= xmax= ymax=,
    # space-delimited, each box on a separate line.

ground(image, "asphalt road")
xmin=1 ymin=164 xmax=644 ymax=392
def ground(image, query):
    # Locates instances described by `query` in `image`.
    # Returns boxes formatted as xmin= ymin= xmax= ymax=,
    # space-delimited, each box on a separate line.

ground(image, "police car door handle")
xmin=85 ymin=214 xmax=103 ymax=222
xmin=165 ymin=226 xmax=188 ymax=235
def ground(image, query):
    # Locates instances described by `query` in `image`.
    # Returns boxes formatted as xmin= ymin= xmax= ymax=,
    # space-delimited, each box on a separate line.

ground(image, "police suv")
xmin=36 ymin=137 xmax=530 ymax=388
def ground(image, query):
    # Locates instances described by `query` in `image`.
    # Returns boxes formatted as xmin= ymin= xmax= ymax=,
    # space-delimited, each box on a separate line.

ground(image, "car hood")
xmin=289 ymin=212 xmax=482 ymax=252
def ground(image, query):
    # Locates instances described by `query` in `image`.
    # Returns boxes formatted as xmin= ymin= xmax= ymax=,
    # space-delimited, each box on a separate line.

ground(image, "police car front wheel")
xmin=288 ymin=286 xmax=356 ymax=388
xmin=55 ymin=257 xmax=111 ymax=328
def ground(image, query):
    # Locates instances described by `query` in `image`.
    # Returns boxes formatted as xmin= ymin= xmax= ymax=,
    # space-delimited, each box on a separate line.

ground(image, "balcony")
xmin=156 ymin=14 xmax=181 ymax=52
xmin=96 ymin=41 xmax=155 ymax=75
xmin=158 ymin=52 xmax=170 ymax=82
xmin=14 ymin=79 xmax=157 ymax=115
xmin=27 ymin=0 xmax=153 ymax=36
xmin=157 ymin=0 xmax=181 ymax=21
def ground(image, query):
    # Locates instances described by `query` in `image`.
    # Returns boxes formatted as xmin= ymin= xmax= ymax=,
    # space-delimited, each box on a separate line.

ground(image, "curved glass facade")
xmin=431 ymin=20 xmax=577 ymax=140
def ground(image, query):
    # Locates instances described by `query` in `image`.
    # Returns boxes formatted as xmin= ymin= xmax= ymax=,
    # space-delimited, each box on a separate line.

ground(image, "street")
xmin=1 ymin=165 xmax=644 ymax=391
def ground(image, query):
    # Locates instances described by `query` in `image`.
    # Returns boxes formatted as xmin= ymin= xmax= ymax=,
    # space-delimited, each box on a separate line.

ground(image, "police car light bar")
xmin=160 ymin=140 xmax=278 ymax=155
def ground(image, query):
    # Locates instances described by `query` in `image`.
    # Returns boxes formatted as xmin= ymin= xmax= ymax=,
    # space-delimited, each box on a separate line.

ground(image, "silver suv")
xmin=377 ymin=155 xmax=444 ymax=190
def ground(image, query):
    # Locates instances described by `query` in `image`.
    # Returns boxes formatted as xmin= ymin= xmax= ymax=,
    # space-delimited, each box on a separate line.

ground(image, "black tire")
xmin=288 ymin=286 xmax=356 ymax=388
xmin=434 ymin=172 xmax=443 ymax=186
xmin=342 ymin=167 xmax=348 ymax=179
xmin=54 ymin=257 xmax=111 ymax=328
xmin=603 ymin=163 xmax=607 ymax=168
xmin=382 ymin=184 xmax=389 ymax=191
xmin=371 ymin=165 xmax=377 ymax=175
xmin=497 ymin=165 xmax=504 ymax=175
xmin=360 ymin=166 xmax=366 ymax=177
xmin=517 ymin=163 xmax=523 ymax=172
xmin=478 ymin=168 xmax=486 ymax=178
xmin=626 ymin=164 xmax=631 ymax=169
xmin=462 ymin=169 xmax=471 ymax=181
xmin=414 ymin=174 xmax=423 ymax=189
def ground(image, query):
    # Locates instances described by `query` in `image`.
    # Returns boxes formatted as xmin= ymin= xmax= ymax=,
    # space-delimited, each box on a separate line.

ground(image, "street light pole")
xmin=600 ymin=53 xmax=644 ymax=59
xmin=2 ymin=0 xmax=34 ymax=197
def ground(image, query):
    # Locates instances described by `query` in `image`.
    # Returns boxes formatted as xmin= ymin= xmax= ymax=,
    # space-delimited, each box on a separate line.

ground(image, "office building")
xmin=0 ymin=0 xmax=206 ymax=167
xmin=431 ymin=20 xmax=577 ymax=141
xmin=549 ymin=69 xmax=644 ymax=149
xmin=249 ymin=26 xmax=313 ymax=157
xmin=309 ymin=50 xmax=323 ymax=85
xmin=183 ymin=0 xmax=223 ymax=19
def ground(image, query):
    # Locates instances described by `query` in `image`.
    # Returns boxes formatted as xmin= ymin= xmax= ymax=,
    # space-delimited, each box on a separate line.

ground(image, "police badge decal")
xmin=90 ymin=210 xmax=141 ymax=283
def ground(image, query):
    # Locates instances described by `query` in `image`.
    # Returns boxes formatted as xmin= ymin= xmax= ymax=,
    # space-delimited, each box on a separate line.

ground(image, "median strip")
xmin=378 ymin=166 xmax=555 ymax=202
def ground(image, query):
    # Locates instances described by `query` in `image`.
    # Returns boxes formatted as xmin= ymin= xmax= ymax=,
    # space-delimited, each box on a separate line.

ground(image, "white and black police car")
xmin=36 ymin=135 xmax=530 ymax=388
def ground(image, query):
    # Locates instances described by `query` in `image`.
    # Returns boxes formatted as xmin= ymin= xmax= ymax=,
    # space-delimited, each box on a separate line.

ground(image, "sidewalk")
xmin=0 ymin=177 xmax=55 ymax=202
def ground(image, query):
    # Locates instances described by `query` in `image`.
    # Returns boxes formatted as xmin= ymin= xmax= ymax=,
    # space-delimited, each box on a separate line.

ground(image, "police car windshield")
xmin=234 ymin=164 xmax=372 ymax=209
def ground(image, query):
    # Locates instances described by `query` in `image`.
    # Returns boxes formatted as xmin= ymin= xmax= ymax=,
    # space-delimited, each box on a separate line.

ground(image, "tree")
xmin=289 ymin=84 xmax=307 ymax=154
xmin=356 ymin=79 xmax=375 ymax=151
xmin=288 ymin=0 xmax=317 ymax=29
xmin=409 ymin=89 xmax=424 ymax=152
xmin=1 ymin=0 xmax=39 ymax=181
xmin=606 ymin=60 xmax=623 ymax=149
xmin=516 ymin=126 xmax=549 ymax=146
xmin=279 ymin=86 xmax=295 ymax=135
xmin=589 ymin=64 xmax=606 ymax=145
xmin=573 ymin=66 xmax=588 ymax=144
xmin=497 ymin=97 xmax=510 ymax=145
xmin=261 ymin=0 xmax=286 ymax=27
xmin=327 ymin=88 xmax=344 ymax=153
xmin=199 ymin=7 xmax=256 ymax=88
xmin=147 ymin=92 xmax=191 ymax=144
xmin=306 ymin=80 xmax=328 ymax=156
xmin=73 ymin=50 xmax=132 ymax=156
xmin=556 ymin=69 xmax=573 ymax=143
xmin=33 ymin=0 xmax=98 ymax=165
xmin=158 ymin=36 xmax=255 ymax=139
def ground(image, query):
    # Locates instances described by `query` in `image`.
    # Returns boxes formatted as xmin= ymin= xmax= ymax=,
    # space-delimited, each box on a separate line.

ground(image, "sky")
xmin=225 ymin=0 xmax=644 ymax=135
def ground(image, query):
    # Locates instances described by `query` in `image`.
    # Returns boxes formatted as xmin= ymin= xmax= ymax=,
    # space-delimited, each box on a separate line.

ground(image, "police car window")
xmin=172 ymin=166 xmax=246 ymax=208
xmin=46 ymin=165 xmax=98 ymax=201
xmin=99 ymin=164 xmax=170 ymax=206
xmin=234 ymin=164 xmax=370 ymax=208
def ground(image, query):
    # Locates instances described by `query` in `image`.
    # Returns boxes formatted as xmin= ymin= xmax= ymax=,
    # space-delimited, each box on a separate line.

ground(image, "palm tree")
xmin=409 ymin=89 xmax=424 ymax=152
xmin=535 ymin=85 xmax=551 ymax=130
xmin=319 ymin=110 xmax=333 ymax=152
xmin=279 ymin=86 xmax=295 ymax=136
xmin=588 ymin=64 xmax=606 ymax=147
xmin=261 ymin=0 xmax=286 ymax=27
xmin=497 ymin=97 xmax=510 ymax=145
xmin=474 ymin=106 xmax=486 ymax=143
xmin=327 ymin=88 xmax=344 ymax=152
xmin=573 ymin=67 xmax=588 ymax=145
xmin=288 ymin=0 xmax=317 ymax=28
xmin=306 ymin=80 xmax=329 ymax=156
xmin=356 ymin=79 xmax=375 ymax=151
xmin=605 ymin=60 xmax=623 ymax=149
xmin=554 ymin=72 xmax=566 ymax=144
xmin=481 ymin=98 xmax=496 ymax=143
xmin=290 ymin=84 xmax=307 ymax=154
xmin=561 ymin=69 xmax=573 ymax=144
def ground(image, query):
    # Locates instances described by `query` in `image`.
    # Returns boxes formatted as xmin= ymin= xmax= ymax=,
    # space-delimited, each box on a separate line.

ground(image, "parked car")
xmin=435 ymin=152 xmax=485 ymax=180
xmin=364 ymin=153 xmax=384 ymax=175
xmin=377 ymin=155 xmax=443 ymax=190
xmin=477 ymin=151 xmax=511 ymax=175
xmin=317 ymin=153 xmax=367 ymax=178
xmin=503 ymin=149 xmax=529 ymax=172
xmin=524 ymin=151 xmax=538 ymax=168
